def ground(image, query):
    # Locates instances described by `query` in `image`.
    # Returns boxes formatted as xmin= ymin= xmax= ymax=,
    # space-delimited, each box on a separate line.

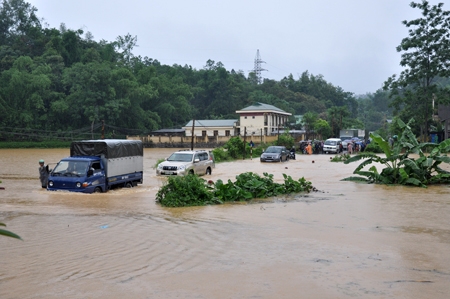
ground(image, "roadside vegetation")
xmin=212 ymin=132 xmax=295 ymax=163
xmin=156 ymin=172 xmax=314 ymax=207
xmin=342 ymin=119 xmax=450 ymax=187
xmin=0 ymin=181 xmax=21 ymax=240
xmin=330 ymin=153 xmax=351 ymax=162
xmin=0 ymin=141 xmax=72 ymax=149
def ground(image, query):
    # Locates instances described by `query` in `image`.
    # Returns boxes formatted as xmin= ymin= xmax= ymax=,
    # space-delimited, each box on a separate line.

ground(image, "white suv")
xmin=156 ymin=150 xmax=215 ymax=176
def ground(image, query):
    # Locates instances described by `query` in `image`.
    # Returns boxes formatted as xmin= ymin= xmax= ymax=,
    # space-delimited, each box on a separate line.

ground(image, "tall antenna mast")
xmin=253 ymin=49 xmax=267 ymax=84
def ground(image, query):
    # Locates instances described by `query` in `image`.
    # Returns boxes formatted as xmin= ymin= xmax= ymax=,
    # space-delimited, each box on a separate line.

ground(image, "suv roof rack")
xmin=177 ymin=149 xmax=207 ymax=152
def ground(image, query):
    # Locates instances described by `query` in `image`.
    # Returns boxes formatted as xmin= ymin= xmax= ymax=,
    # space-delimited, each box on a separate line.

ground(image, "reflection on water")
xmin=1 ymin=148 xmax=449 ymax=299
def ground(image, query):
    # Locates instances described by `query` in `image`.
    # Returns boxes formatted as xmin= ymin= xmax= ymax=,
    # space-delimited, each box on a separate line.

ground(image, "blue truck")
xmin=47 ymin=139 xmax=143 ymax=193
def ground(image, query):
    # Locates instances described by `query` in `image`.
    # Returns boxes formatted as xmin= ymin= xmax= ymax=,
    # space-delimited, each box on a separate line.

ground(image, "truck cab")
xmin=47 ymin=139 xmax=144 ymax=193
xmin=48 ymin=156 xmax=106 ymax=193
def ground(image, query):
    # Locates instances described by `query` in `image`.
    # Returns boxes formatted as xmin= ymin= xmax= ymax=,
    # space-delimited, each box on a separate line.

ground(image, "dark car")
xmin=260 ymin=146 xmax=289 ymax=162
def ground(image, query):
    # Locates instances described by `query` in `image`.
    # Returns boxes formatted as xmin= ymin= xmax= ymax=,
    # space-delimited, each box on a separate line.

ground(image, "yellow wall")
xmin=127 ymin=135 xmax=285 ymax=146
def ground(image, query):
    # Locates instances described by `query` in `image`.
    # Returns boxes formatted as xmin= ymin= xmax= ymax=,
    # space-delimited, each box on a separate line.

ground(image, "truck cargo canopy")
xmin=70 ymin=140 xmax=143 ymax=158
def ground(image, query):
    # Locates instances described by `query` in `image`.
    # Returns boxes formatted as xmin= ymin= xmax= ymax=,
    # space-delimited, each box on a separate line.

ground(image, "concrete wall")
xmin=127 ymin=135 xmax=283 ymax=148
xmin=182 ymin=127 xmax=236 ymax=137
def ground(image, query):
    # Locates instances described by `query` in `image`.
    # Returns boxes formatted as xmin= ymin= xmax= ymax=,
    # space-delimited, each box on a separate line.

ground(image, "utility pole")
xmin=101 ymin=120 xmax=105 ymax=139
xmin=91 ymin=120 xmax=94 ymax=139
xmin=191 ymin=119 xmax=195 ymax=150
xmin=243 ymin=127 xmax=247 ymax=160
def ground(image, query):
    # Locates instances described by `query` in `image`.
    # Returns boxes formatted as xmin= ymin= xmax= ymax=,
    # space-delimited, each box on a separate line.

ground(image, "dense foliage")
xmin=210 ymin=135 xmax=297 ymax=162
xmin=0 ymin=0 xmax=399 ymax=142
xmin=156 ymin=172 xmax=313 ymax=207
xmin=384 ymin=0 xmax=450 ymax=140
xmin=342 ymin=118 xmax=450 ymax=187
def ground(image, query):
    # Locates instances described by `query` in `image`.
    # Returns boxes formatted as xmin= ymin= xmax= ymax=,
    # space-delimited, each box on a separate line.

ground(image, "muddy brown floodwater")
xmin=1 ymin=148 xmax=450 ymax=299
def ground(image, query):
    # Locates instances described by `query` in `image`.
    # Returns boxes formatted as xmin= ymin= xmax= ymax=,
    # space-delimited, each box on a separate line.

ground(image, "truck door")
xmin=88 ymin=161 xmax=106 ymax=189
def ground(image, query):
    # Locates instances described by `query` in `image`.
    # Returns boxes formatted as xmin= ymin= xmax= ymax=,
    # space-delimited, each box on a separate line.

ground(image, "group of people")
xmin=298 ymin=141 xmax=323 ymax=155
xmin=345 ymin=140 xmax=368 ymax=154
xmin=297 ymin=139 xmax=370 ymax=155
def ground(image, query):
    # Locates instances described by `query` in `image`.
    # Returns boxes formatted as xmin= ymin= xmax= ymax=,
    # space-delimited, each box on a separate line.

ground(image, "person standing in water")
xmin=38 ymin=159 xmax=50 ymax=188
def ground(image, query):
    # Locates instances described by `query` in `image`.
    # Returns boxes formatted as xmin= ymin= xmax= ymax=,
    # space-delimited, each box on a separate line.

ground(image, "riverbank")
xmin=0 ymin=141 xmax=72 ymax=149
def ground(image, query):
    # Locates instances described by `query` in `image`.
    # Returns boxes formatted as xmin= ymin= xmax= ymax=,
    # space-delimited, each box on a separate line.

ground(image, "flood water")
xmin=1 ymin=148 xmax=449 ymax=299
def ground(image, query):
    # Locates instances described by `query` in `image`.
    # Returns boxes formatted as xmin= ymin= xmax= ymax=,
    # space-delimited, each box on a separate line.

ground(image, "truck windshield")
xmin=167 ymin=153 xmax=193 ymax=162
xmin=52 ymin=161 xmax=90 ymax=176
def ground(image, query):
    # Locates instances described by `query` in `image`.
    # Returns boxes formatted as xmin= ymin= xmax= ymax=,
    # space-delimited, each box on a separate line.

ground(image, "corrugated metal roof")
xmin=236 ymin=102 xmax=291 ymax=115
xmin=184 ymin=119 xmax=237 ymax=127
xmin=152 ymin=129 xmax=185 ymax=133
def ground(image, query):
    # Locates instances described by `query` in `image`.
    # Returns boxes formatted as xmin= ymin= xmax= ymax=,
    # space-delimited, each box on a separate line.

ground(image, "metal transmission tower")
xmin=253 ymin=49 xmax=267 ymax=84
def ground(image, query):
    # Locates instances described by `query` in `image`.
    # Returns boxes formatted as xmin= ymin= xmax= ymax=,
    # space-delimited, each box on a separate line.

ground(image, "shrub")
xmin=156 ymin=172 xmax=314 ymax=207
xmin=343 ymin=118 xmax=450 ymax=187
xmin=212 ymin=138 xmax=264 ymax=162
xmin=154 ymin=158 xmax=165 ymax=169
xmin=224 ymin=136 xmax=245 ymax=159
xmin=364 ymin=142 xmax=383 ymax=153
xmin=274 ymin=131 xmax=294 ymax=148
xmin=330 ymin=153 xmax=351 ymax=162
xmin=211 ymin=147 xmax=231 ymax=162
xmin=156 ymin=175 xmax=220 ymax=207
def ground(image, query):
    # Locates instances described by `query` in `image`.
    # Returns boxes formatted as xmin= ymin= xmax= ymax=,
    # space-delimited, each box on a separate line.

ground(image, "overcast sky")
xmin=27 ymin=0 xmax=426 ymax=95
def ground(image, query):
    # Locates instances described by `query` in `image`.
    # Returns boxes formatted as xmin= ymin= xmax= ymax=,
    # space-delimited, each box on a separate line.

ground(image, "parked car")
xmin=323 ymin=138 xmax=342 ymax=154
xmin=156 ymin=150 xmax=215 ymax=176
xmin=260 ymin=146 xmax=289 ymax=162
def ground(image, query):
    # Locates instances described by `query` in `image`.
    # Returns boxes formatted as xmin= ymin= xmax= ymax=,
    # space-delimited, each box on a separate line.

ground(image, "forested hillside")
xmin=0 ymin=0 xmax=393 ymax=141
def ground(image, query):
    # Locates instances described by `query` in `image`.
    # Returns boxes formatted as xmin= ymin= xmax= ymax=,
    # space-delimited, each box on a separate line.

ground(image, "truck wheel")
xmin=206 ymin=167 xmax=211 ymax=175
xmin=189 ymin=170 xmax=194 ymax=175
xmin=94 ymin=187 xmax=102 ymax=193
xmin=125 ymin=182 xmax=133 ymax=188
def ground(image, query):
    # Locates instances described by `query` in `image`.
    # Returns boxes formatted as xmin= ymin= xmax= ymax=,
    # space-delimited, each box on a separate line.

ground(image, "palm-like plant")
xmin=342 ymin=118 xmax=450 ymax=187
xmin=1 ymin=179 xmax=21 ymax=240
xmin=0 ymin=223 xmax=22 ymax=240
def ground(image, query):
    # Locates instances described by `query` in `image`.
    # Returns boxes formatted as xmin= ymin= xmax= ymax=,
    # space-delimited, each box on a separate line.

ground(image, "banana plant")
xmin=0 ymin=223 xmax=22 ymax=240
xmin=342 ymin=118 xmax=450 ymax=187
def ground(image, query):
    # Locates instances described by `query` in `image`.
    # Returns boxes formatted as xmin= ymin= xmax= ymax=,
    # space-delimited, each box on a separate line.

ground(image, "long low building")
xmin=182 ymin=119 xmax=238 ymax=137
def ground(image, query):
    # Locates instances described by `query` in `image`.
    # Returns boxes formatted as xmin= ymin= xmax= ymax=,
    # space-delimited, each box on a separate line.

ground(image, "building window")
xmin=202 ymin=130 xmax=207 ymax=137
xmin=225 ymin=130 xmax=230 ymax=136
xmin=244 ymin=116 xmax=247 ymax=119
xmin=252 ymin=116 xmax=255 ymax=119
xmin=213 ymin=130 xmax=218 ymax=136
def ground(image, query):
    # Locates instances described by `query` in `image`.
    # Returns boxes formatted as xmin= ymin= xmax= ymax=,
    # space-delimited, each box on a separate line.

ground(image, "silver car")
xmin=260 ymin=146 xmax=289 ymax=162
xmin=156 ymin=150 xmax=215 ymax=176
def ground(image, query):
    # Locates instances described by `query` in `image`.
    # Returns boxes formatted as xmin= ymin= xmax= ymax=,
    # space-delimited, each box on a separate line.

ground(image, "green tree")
xmin=314 ymin=119 xmax=332 ymax=139
xmin=62 ymin=61 xmax=121 ymax=129
xmin=0 ymin=56 xmax=52 ymax=128
xmin=384 ymin=0 xmax=450 ymax=140
xmin=275 ymin=131 xmax=294 ymax=148
xmin=327 ymin=106 xmax=350 ymax=137
xmin=302 ymin=111 xmax=318 ymax=139
xmin=0 ymin=0 xmax=41 ymax=52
